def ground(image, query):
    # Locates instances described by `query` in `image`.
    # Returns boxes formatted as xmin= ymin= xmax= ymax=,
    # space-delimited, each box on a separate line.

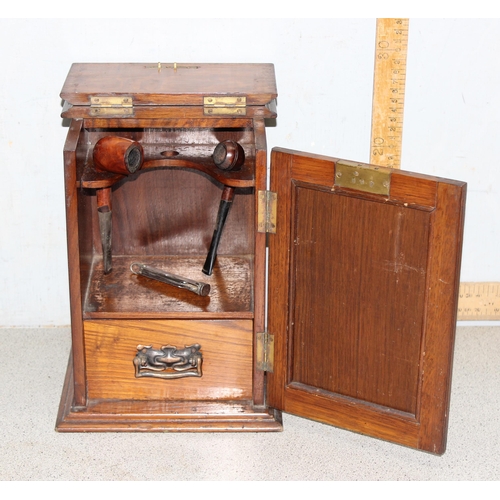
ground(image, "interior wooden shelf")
xmin=84 ymin=255 xmax=254 ymax=319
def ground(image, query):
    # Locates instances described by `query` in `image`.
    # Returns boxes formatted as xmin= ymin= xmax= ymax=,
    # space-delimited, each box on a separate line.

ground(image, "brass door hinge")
xmin=334 ymin=159 xmax=391 ymax=196
xmin=89 ymin=95 xmax=134 ymax=116
xmin=204 ymin=96 xmax=246 ymax=116
xmin=257 ymin=190 xmax=277 ymax=233
xmin=256 ymin=332 xmax=274 ymax=372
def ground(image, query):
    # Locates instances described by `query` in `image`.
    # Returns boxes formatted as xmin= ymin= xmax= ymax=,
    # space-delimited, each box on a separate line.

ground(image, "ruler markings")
xmin=369 ymin=20 xmax=495 ymax=321
xmin=370 ymin=18 xmax=409 ymax=169
xmin=457 ymin=282 xmax=500 ymax=320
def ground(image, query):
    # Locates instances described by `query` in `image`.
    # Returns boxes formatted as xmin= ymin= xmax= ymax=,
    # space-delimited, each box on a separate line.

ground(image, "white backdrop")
xmin=1 ymin=17 xmax=498 ymax=326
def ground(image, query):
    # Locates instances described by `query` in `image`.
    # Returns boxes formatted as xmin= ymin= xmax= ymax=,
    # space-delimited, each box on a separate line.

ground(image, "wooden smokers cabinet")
xmin=56 ymin=63 xmax=466 ymax=455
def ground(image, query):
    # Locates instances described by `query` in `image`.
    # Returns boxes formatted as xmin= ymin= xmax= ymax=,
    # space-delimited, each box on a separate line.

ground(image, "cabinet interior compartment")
xmin=73 ymin=126 xmax=256 ymax=319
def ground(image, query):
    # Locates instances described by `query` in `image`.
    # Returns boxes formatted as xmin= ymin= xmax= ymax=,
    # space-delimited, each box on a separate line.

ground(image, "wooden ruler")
xmin=370 ymin=18 xmax=409 ymax=169
xmin=457 ymin=282 xmax=500 ymax=321
xmin=369 ymin=20 xmax=498 ymax=322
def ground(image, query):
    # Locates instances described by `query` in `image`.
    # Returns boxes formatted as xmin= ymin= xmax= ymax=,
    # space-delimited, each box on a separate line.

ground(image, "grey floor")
xmin=0 ymin=325 xmax=499 ymax=481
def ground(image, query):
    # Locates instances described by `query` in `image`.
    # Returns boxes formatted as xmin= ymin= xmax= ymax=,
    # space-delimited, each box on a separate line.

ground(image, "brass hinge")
xmin=89 ymin=95 xmax=134 ymax=116
xmin=256 ymin=332 xmax=274 ymax=372
xmin=204 ymin=96 xmax=247 ymax=116
xmin=257 ymin=190 xmax=277 ymax=233
xmin=334 ymin=159 xmax=391 ymax=196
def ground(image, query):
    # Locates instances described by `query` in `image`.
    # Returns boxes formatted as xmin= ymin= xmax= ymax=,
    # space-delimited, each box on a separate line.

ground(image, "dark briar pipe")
xmin=212 ymin=139 xmax=245 ymax=171
xmin=202 ymin=141 xmax=245 ymax=276
xmin=202 ymin=186 xmax=235 ymax=276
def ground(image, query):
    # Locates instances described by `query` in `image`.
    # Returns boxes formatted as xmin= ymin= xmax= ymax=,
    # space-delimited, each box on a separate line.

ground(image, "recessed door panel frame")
xmin=267 ymin=148 xmax=466 ymax=454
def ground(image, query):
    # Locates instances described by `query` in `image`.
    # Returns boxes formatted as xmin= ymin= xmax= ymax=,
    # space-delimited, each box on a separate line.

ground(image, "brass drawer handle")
xmin=133 ymin=344 xmax=203 ymax=379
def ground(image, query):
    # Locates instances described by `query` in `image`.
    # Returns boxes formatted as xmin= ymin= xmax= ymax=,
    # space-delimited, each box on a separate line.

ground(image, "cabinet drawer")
xmin=84 ymin=319 xmax=253 ymax=401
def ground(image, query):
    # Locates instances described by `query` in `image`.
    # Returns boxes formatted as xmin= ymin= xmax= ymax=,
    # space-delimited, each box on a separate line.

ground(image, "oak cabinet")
xmin=56 ymin=63 xmax=466 ymax=454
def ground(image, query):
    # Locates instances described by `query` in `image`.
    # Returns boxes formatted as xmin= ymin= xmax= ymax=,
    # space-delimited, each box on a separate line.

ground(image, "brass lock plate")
xmin=334 ymin=160 xmax=391 ymax=196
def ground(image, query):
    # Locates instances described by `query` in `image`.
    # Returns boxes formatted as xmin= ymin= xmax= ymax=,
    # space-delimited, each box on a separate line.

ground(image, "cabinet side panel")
xmin=252 ymin=119 xmax=268 ymax=406
xmin=63 ymin=120 xmax=88 ymax=405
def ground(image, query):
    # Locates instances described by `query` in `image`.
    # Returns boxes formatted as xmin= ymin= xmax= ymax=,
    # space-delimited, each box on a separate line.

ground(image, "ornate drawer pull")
xmin=134 ymin=344 xmax=203 ymax=379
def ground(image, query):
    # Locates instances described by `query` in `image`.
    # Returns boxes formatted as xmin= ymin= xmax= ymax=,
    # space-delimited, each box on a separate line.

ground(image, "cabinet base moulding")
xmin=56 ymin=356 xmax=283 ymax=432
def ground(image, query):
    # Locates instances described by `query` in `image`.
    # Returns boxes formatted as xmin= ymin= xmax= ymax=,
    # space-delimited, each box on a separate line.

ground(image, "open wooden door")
xmin=266 ymin=148 xmax=466 ymax=454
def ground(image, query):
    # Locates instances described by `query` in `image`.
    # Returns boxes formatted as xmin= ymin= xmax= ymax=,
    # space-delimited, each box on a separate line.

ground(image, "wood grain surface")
xmin=84 ymin=319 xmax=253 ymax=401
xmin=84 ymin=255 xmax=254 ymax=318
xmin=267 ymin=148 xmax=466 ymax=454
xmin=61 ymin=63 xmax=277 ymax=106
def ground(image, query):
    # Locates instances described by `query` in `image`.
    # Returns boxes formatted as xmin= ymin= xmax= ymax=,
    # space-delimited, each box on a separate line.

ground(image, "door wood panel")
xmin=267 ymin=148 xmax=466 ymax=454
xmin=290 ymin=185 xmax=430 ymax=415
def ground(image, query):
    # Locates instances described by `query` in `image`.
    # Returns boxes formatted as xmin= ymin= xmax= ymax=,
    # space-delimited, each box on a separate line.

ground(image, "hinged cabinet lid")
xmin=60 ymin=62 xmax=277 ymax=107
xmin=266 ymin=147 xmax=466 ymax=454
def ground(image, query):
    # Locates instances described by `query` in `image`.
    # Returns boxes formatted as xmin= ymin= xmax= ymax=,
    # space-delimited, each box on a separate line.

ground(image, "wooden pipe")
xmin=93 ymin=136 xmax=144 ymax=175
xmin=93 ymin=137 xmax=143 ymax=274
